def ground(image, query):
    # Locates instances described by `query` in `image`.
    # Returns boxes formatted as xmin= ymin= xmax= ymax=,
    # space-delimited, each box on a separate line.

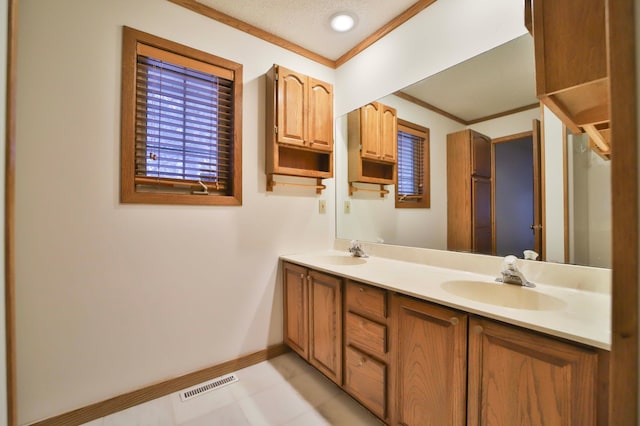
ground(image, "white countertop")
xmin=280 ymin=250 xmax=611 ymax=350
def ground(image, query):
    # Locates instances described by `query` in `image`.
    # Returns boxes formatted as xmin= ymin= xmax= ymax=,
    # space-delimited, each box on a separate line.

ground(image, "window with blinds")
xmin=396 ymin=120 xmax=430 ymax=208
xmin=121 ymin=27 xmax=243 ymax=205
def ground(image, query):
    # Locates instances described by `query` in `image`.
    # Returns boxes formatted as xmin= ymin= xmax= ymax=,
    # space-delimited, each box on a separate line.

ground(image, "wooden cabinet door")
xmin=282 ymin=262 xmax=309 ymax=358
xmin=468 ymin=317 xmax=599 ymax=426
xmin=471 ymin=131 xmax=491 ymax=177
xmin=379 ymin=104 xmax=398 ymax=162
xmin=360 ymin=102 xmax=381 ymax=160
xmin=472 ymin=177 xmax=492 ymax=254
xmin=276 ymin=66 xmax=307 ymax=147
xmin=309 ymin=270 xmax=342 ymax=385
xmin=307 ymin=77 xmax=333 ymax=151
xmin=391 ymin=295 xmax=468 ymax=426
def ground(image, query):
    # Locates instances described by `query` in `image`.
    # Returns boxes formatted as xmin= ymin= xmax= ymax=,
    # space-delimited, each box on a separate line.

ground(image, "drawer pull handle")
xmin=359 ymin=287 xmax=364 ymax=292
xmin=358 ymin=357 xmax=367 ymax=366
xmin=449 ymin=317 xmax=459 ymax=326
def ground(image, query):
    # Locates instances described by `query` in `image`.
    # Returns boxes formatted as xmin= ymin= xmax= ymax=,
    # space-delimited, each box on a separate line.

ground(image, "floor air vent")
xmin=179 ymin=373 xmax=239 ymax=402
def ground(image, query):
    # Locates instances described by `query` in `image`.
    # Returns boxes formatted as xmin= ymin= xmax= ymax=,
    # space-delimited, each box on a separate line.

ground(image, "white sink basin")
xmin=315 ymin=255 xmax=367 ymax=266
xmin=441 ymin=280 xmax=566 ymax=311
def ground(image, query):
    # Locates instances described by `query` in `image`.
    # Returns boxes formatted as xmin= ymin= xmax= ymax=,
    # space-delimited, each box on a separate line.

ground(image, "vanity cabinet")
xmin=447 ymin=129 xmax=493 ymax=254
xmin=282 ymin=261 xmax=608 ymax=425
xmin=282 ymin=262 xmax=342 ymax=384
xmin=531 ymin=0 xmax=610 ymax=157
xmin=467 ymin=317 xmax=608 ymax=425
xmin=348 ymin=102 xmax=398 ymax=188
xmin=265 ymin=65 xmax=334 ymax=190
xmin=344 ymin=280 xmax=391 ymax=422
xmin=391 ymin=294 xmax=468 ymax=426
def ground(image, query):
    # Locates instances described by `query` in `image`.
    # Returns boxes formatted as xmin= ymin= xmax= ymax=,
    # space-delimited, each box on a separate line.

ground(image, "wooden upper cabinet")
xmin=532 ymin=0 xmax=610 ymax=155
xmin=265 ymin=65 xmax=334 ymax=187
xmin=275 ymin=66 xmax=333 ymax=152
xmin=468 ymin=317 xmax=602 ymax=425
xmin=347 ymin=101 xmax=398 ymax=187
xmin=358 ymin=102 xmax=397 ymax=162
xmin=391 ymin=294 xmax=468 ymax=426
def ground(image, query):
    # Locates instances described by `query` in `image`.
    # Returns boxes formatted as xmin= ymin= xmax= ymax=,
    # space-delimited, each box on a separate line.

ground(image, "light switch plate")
xmin=344 ymin=201 xmax=351 ymax=214
xmin=319 ymin=200 xmax=326 ymax=214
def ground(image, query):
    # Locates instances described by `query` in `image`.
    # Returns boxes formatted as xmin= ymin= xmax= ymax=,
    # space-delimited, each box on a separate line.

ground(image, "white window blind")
xmin=135 ymin=53 xmax=234 ymax=193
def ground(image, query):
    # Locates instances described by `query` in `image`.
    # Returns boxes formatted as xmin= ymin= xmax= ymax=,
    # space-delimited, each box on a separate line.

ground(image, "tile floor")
xmin=80 ymin=352 xmax=384 ymax=425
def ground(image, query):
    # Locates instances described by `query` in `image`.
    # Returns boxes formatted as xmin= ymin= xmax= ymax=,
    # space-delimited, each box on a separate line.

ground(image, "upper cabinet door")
xmin=360 ymin=102 xmax=381 ymax=160
xmin=276 ymin=67 xmax=307 ymax=147
xmin=379 ymin=105 xmax=398 ymax=162
xmin=307 ymin=78 xmax=334 ymax=152
xmin=471 ymin=131 xmax=491 ymax=177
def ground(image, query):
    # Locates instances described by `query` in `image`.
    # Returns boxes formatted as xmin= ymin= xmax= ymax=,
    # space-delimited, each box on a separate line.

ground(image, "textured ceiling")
xmin=190 ymin=0 xmax=536 ymax=121
xmin=194 ymin=0 xmax=419 ymax=60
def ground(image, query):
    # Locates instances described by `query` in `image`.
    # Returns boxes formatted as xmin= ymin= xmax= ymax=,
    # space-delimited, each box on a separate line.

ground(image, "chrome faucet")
xmin=496 ymin=255 xmax=535 ymax=287
xmin=348 ymin=240 xmax=368 ymax=258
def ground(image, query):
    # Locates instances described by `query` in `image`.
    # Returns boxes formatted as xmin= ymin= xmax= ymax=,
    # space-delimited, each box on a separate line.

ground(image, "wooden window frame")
xmin=395 ymin=119 xmax=430 ymax=208
xmin=120 ymin=26 xmax=243 ymax=206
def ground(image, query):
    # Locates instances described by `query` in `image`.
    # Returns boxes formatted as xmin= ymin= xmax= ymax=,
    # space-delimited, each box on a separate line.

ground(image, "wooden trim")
xmin=168 ymin=0 xmax=439 ymax=69
xmin=393 ymin=91 xmax=467 ymax=124
xmin=491 ymin=131 xmax=532 ymax=145
xmin=394 ymin=91 xmax=539 ymax=127
xmin=167 ymin=0 xmax=336 ymax=68
xmin=335 ymin=0 xmax=438 ymax=67
xmin=120 ymin=26 xmax=243 ymax=206
xmin=465 ymin=103 xmax=540 ymax=125
xmin=539 ymin=104 xmax=547 ymax=261
xmin=490 ymin=143 xmax=496 ymax=255
xmin=5 ymin=0 xmax=17 ymax=424
xmin=608 ymin=0 xmax=638 ymax=424
xmin=31 ymin=344 xmax=290 ymax=426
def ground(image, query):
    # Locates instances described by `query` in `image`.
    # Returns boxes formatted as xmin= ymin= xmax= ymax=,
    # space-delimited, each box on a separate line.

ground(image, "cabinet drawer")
xmin=345 ymin=312 xmax=387 ymax=358
xmin=346 ymin=280 xmax=387 ymax=320
xmin=344 ymin=345 xmax=386 ymax=419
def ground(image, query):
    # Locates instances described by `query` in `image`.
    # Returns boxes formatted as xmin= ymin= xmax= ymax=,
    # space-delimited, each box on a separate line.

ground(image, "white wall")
xmin=334 ymin=0 xmax=528 ymax=116
xmin=335 ymin=94 xmax=464 ymax=248
xmin=336 ymin=98 xmax=540 ymax=250
xmin=543 ymin=105 xmax=566 ymax=262
xmin=15 ymin=0 xmax=335 ymax=423
xmin=568 ymin=133 xmax=612 ymax=268
xmin=467 ymin=107 xmax=540 ymax=139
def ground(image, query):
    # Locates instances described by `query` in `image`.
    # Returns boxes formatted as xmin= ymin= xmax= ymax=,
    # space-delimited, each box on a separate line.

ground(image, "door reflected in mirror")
xmin=335 ymin=35 xmax=611 ymax=268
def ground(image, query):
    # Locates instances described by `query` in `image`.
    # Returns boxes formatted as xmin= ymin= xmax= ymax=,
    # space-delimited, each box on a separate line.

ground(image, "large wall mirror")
xmin=335 ymin=34 xmax=612 ymax=269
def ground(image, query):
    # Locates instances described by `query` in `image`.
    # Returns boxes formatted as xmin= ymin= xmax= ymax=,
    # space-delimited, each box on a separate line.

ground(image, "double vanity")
xmin=280 ymin=241 xmax=610 ymax=425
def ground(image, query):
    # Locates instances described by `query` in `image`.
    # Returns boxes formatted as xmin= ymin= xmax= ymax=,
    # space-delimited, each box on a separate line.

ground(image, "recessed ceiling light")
xmin=330 ymin=12 xmax=356 ymax=32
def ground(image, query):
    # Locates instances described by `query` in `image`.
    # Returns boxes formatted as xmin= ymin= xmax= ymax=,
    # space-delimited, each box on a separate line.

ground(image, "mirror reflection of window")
xmin=396 ymin=120 xmax=430 ymax=209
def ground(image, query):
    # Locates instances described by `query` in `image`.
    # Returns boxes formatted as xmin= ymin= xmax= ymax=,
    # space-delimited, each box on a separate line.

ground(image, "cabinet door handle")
xmin=359 ymin=287 xmax=365 ymax=292
xmin=473 ymin=325 xmax=484 ymax=334
xmin=300 ymin=273 xmax=305 ymax=280
xmin=449 ymin=317 xmax=459 ymax=326
xmin=359 ymin=357 xmax=367 ymax=367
